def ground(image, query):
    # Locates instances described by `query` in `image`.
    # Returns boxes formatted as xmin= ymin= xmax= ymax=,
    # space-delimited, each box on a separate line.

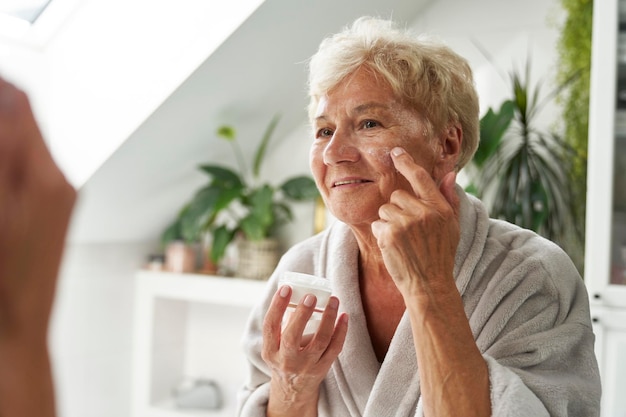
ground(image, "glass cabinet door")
xmin=585 ymin=0 xmax=626 ymax=307
xmin=613 ymin=1 xmax=626 ymax=287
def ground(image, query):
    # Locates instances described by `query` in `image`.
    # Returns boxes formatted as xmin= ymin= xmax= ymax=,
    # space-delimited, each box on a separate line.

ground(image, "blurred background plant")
xmin=465 ymin=59 xmax=583 ymax=258
xmin=464 ymin=1 xmax=593 ymax=274
xmin=162 ymin=115 xmax=319 ymax=267
xmin=553 ymin=0 xmax=593 ymax=273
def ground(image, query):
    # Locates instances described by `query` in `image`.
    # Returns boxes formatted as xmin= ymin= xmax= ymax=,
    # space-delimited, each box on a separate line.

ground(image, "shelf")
xmin=135 ymin=270 xmax=269 ymax=307
xmin=146 ymin=398 xmax=232 ymax=417
xmin=132 ymin=271 xmax=268 ymax=417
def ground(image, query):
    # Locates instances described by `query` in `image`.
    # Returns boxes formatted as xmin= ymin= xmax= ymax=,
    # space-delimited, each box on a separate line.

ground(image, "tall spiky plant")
xmin=469 ymin=62 xmax=582 ymax=244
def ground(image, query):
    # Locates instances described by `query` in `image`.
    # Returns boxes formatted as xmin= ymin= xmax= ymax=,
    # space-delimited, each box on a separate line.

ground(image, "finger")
xmin=390 ymin=147 xmax=440 ymax=201
xmin=318 ymin=313 xmax=349 ymax=368
xmin=308 ymin=296 xmax=340 ymax=347
xmin=380 ymin=189 xmax=420 ymax=219
xmin=281 ymin=294 xmax=317 ymax=349
xmin=262 ymin=285 xmax=292 ymax=352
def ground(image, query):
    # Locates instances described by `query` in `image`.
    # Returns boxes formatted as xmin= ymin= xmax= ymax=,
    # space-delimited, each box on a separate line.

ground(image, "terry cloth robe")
xmin=236 ymin=189 xmax=601 ymax=417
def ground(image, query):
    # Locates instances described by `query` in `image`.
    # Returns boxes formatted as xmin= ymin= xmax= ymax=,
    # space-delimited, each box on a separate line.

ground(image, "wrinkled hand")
xmin=0 ymin=77 xmax=76 ymax=345
xmin=371 ymin=147 xmax=460 ymax=297
xmin=262 ymin=285 xmax=348 ymax=414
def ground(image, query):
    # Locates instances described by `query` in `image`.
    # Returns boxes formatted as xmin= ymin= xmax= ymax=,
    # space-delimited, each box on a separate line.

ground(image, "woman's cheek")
xmin=309 ymin=143 xmax=327 ymax=188
xmin=366 ymin=146 xmax=393 ymax=168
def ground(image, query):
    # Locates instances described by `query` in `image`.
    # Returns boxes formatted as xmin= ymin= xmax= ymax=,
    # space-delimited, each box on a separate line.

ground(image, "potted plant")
xmin=162 ymin=115 xmax=319 ymax=279
xmin=160 ymin=205 xmax=213 ymax=274
xmin=465 ymin=60 xmax=581 ymax=251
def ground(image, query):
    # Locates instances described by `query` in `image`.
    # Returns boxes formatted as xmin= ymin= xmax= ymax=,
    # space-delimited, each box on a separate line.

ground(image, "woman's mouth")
xmin=332 ymin=179 xmax=372 ymax=187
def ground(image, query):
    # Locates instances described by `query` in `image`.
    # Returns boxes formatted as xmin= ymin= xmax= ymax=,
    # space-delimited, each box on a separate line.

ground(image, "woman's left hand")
xmin=371 ymin=146 xmax=460 ymax=296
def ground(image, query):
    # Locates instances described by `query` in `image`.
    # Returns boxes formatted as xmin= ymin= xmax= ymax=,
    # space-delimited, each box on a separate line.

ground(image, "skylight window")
xmin=0 ymin=0 xmax=52 ymax=40
xmin=0 ymin=0 xmax=81 ymax=48
xmin=1 ymin=0 xmax=51 ymax=23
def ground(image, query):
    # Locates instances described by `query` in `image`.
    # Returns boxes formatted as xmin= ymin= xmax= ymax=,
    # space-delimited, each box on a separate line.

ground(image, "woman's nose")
xmin=323 ymin=129 xmax=359 ymax=165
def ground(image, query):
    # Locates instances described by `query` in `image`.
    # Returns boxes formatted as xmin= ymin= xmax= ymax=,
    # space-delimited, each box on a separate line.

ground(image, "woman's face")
xmin=309 ymin=67 xmax=450 ymax=228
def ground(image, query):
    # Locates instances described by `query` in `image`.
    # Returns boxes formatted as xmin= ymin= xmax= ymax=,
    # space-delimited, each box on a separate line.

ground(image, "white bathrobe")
xmin=237 ymin=189 xmax=601 ymax=416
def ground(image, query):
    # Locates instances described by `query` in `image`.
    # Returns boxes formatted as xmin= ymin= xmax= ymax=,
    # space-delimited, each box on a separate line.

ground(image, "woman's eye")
xmin=363 ymin=120 xmax=379 ymax=129
xmin=317 ymin=128 xmax=333 ymax=138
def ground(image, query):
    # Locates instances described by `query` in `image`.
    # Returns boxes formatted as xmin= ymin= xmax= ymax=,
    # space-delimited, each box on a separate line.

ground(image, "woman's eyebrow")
xmin=313 ymin=102 xmax=391 ymax=124
xmin=352 ymin=102 xmax=391 ymax=114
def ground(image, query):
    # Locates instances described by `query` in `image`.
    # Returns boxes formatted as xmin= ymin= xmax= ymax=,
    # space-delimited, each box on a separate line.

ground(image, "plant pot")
xmin=165 ymin=241 xmax=197 ymax=273
xmin=199 ymin=233 xmax=218 ymax=275
xmin=236 ymin=238 xmax=279 ymax=280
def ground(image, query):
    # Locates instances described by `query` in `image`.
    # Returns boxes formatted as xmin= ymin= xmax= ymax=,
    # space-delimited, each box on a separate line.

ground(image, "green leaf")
xmin=179 ymin=186 xmax=221 ymax=242
xmin=464 ymin=183 xmax=478 ymax=196
xmin=179 ymin=183 xmax=246 ymax=243
xmin=161 ymin=217 xmax=183 ymax=246
xmin=210 ymin=225 xmax=236 ymax=263
xmin=529 ymin=180 xmax=549 ymax=232
xmin=252 ymin=115 xmax=280 ymax=179
xmin=198 ymin=165 xmax=244 ymax=188
xmin=216 ymin=125 xmax=236 ymax=141
xmin=475 ymin=100 xmax=515 ymax=167
xmin=240 ymin=214 xmax=267 ymax=241
xmin=272 ymin=202 xmax=294 ymax=229
xmin=240 ymin=185 xmax=275 ymax=240
xmin=280 ymin=176 xmax=319 ymax=200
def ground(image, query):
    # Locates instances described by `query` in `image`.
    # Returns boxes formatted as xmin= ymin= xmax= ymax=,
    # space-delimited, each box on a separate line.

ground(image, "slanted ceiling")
xmin=68 ymin=0 xmax=433 ymax=243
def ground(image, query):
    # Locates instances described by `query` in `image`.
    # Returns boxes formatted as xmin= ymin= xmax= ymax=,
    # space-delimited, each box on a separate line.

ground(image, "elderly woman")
xmin=237 ymin=17 xmax=600 ymax=417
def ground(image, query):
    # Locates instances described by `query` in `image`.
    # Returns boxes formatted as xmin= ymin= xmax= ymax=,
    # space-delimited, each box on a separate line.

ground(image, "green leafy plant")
xmin=466 ymin=61 xmax=581 ymax=244
xmin=162 ymin=115 xmax=319 ymax=263
xmin=554 ymin=0 xmax=593 ymax=273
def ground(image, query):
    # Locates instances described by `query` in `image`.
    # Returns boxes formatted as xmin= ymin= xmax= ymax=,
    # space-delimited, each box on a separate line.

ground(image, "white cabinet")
xmin=131 ymin=271 xmax=267 ymax=417
xmin=586 ymin=0 xmax=626 ymax=415
xmin=591 ymin=308 xmax=626 ymax=417
xmin=585 ymin=0 xmax=626 ymax=308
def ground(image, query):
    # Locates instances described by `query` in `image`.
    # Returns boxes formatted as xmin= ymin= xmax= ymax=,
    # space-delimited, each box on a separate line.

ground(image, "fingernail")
xmin=279 ymin=285 xmax=290 ymax=298
xmin=303 ymin=294 xmax=316 ymax=307
xmin=328 ymin=297 xmax=339 ymax=310
xmin=391 ymin=147 xmax=404 ymax=157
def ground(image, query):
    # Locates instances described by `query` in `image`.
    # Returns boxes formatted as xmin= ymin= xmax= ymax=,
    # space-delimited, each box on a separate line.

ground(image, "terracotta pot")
xmin=165 ymin=241 xmax=196 ymax=273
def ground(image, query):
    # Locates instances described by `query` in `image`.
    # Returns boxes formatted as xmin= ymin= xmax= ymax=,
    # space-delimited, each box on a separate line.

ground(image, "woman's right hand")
xmin=261 ymin=285 xmax=348 ymax=417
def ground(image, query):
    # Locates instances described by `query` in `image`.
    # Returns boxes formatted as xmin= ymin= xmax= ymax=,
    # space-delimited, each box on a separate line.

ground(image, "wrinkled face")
xmin=309 ymin=67 xmax=449 ymax=228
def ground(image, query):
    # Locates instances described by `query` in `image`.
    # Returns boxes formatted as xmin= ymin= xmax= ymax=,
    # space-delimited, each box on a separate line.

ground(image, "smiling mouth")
xmin=333 ymin=179 xmax=372 ymax=187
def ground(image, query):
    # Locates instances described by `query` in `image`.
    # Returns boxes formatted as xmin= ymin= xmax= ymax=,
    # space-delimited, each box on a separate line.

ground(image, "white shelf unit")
xmin=131 ymin=271 xmax=268 ymax=417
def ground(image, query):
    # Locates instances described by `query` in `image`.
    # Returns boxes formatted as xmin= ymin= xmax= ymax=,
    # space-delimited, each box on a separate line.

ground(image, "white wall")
xmin=410 ymin=0 xmax=564 ymax=117
xmin=51 ymin=242 xmax=157 ymax=417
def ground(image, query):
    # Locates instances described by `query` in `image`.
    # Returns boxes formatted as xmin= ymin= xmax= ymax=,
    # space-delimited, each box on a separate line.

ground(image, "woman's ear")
xmin=442 ymin=123 xmax=462 ymax=160
xmin=434 ymin=123 xmax=462 ymax=178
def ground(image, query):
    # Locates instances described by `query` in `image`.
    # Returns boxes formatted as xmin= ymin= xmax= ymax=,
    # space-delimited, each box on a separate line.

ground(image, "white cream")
xmin=367 ymin=146 xmax=392 ymax=167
